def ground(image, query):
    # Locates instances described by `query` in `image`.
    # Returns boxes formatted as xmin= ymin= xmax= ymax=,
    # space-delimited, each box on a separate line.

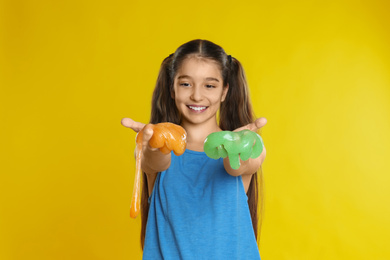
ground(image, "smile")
xmin=187 ymin=105 xmax=208 ymax=112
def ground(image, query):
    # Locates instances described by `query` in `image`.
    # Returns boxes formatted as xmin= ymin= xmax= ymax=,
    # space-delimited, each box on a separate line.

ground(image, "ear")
xmin=221 ymin=84 xmax=229 ymax=102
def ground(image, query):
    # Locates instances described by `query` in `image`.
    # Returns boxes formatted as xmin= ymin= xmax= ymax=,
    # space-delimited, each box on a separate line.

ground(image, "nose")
xmin=190 ymin=85 xmax=203 ymax=102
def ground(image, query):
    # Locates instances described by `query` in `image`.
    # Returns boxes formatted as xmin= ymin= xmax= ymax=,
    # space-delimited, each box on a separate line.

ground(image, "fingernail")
xmin=145 ymin=128 xmax=153 ymax=136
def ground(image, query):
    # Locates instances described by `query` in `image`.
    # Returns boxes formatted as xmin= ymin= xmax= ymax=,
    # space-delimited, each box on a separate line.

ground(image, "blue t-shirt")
xmin=143 ymin=149 xmax=260 ymax=260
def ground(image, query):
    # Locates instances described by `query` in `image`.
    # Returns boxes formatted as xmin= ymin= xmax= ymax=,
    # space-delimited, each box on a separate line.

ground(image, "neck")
xmin=181 ymin=119 xmax=221 ymax=152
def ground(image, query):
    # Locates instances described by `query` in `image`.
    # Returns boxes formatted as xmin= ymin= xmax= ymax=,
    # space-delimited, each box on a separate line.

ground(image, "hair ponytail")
xmin=220 ymin=57 xmax=254 ymax=130
xmin=150 ymin=55 xmax=180 ymax=124
xmin=220 ymin=57 xmax=263 ymax=241
xmin=140 ymin=54 xmax=180 ymax=249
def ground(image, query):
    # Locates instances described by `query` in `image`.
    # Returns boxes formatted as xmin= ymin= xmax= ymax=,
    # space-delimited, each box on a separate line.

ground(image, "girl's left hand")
xmin=233 ymin=117 xmax=267 ymax=133
xmin=223 ymin=117 xmax=267 ymax=176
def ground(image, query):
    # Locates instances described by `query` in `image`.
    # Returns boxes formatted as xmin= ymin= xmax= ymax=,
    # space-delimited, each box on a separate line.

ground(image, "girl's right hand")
xmin=121 ymin=117 xmax=145 ymax=133
xmin=121 ymin=118 xmax=161 ymax=153
xmin=121 ymin=118 xmax=172 ymax=197
xmin=121 ymin=118 xmax=171 ymax=173
xmin=121 ymin=117 xmax=152 ymax=150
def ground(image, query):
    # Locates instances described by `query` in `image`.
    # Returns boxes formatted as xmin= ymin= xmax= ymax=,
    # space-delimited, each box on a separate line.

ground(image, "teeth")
xmin=189 ymin=106 xmax=206 ymax=111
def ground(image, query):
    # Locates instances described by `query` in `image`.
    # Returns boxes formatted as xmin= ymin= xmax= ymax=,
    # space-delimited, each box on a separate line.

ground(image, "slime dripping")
xmin=130 ymin=123 xmax=187 ymax=218
xmin=203 ymin=130 xmax=264 ymax=170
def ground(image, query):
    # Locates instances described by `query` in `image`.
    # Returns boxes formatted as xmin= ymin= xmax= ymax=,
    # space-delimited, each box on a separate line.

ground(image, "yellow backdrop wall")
xmin=1 ymin=0 xmax=389 ymax=259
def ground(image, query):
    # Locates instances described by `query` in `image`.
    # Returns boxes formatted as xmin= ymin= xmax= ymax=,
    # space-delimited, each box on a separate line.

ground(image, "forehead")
xmin=176 ymin=57 xmax=222 ymax=80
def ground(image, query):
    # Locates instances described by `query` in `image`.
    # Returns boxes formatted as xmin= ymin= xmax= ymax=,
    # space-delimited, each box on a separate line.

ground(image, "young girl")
xmin=122 ymin=39 xmax=266 ymax=259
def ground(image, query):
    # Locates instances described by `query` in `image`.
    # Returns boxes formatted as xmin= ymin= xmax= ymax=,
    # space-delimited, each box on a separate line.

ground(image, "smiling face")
xmin=172 ymin=56 xmax=229 ymax=128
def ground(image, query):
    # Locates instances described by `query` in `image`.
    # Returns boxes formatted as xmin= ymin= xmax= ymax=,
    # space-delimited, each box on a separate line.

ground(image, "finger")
xmin=141 ymin=125 xmax=153 ymax=144
xmin=253 ymin=117 xmax=267 ymax=131
xmin=142 ymin=125 xmax=159 ymax=151
xmin=234 ymin=117 xmax=267 ymax=132
xmin=121 ymin=118 xmax=146 ymax=133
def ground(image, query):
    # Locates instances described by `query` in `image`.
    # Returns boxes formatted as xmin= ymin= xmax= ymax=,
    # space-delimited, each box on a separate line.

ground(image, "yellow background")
xmin=1 ymin=0 xmax=389 ymax=259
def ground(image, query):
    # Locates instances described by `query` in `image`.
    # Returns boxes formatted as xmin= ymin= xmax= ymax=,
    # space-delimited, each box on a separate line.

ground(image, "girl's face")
xmin=173 ymin=57 xmax=228 ymax=127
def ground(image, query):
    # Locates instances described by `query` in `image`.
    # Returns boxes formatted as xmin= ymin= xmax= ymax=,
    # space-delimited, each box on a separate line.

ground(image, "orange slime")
xmin=130 ymin=123 xmax=187 ymax=218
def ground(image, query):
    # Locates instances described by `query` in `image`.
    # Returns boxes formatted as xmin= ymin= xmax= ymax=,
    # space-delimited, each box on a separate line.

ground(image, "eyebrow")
xmin=177 ymin=75 xmax=220 ymax=82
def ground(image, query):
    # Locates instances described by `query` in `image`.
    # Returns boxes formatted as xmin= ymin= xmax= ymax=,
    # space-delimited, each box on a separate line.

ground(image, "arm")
xmin=223 ymin=117 xmax=267 ymax=177
xmin=223 ymin=146 xmax=266 ymax=177
xmin=139 ymin=126 xmax=171 ymax=196
xmin=122 ymin=118 xmax=171 ymax=197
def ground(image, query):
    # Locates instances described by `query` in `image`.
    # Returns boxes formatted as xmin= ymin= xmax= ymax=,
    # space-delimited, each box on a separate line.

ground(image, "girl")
xmin=122 ymin=39 xmax=266 ymax=259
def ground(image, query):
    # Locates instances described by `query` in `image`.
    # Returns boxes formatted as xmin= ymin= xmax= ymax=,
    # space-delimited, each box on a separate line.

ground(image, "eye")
xmin=179 ymin=83 xmax=191 ymax=87
xmin=205 ymin=84 xmax=216 ymax=89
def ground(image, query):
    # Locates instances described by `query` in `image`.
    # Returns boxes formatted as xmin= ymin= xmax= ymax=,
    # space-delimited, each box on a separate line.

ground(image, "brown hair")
xmin=140 ymin=39 xmax=263 ymax=249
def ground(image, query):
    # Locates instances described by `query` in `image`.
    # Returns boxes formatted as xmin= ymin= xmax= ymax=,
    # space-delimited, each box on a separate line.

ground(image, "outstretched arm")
xmin=223 ymin=117 xmax=267 ymax=177
xmin=121 ymin=118 xmax=171 ymax=196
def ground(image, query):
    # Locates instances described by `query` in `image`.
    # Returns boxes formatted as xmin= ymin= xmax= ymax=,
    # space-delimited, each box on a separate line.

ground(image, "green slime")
xmin=203 ymin=130 xmax=264 ymax=170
